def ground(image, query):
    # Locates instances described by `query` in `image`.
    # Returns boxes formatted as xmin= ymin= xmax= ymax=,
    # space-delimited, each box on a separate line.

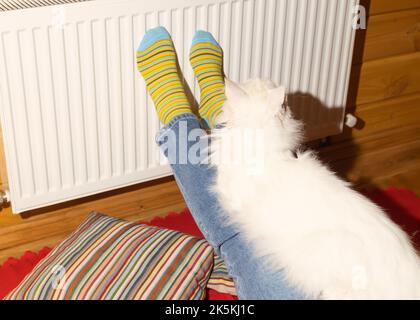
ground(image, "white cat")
xmin=210 ymin=78 xmax=420 ymax=299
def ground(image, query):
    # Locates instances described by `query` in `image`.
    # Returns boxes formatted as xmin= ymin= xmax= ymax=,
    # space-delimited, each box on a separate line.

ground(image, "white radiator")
xmin=0 ymin=0 xmax=358 ymax=213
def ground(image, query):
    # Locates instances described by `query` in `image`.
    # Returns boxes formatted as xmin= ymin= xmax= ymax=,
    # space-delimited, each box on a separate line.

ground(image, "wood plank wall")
xmin=0 ymin=0 xmax=419 ymax=260
xmin=319 ymin=0 xmax=420 ymax=189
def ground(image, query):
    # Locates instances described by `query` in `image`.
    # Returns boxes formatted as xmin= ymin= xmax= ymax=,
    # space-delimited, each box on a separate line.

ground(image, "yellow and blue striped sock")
xmin=190 ymin=31 xmax=225 ymax=128
xmin=137 ymin=27 xmax=192 ymax=125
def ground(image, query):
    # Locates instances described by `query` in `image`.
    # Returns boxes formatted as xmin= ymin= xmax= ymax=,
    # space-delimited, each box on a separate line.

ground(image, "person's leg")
xmin=156 ymin=113 xmax=239 ymax=249
xmin=190 ymin=31 xmax=225 ymax=128
xmin=137 ymin=27 xmax=308 ymax=299
xmin=155 ymin=115 xmax=307 ymax=299
xmin=136 ymin=27 xmax=193 ymax=124
xmin=136 ymin=26 xmax=237 ymax=248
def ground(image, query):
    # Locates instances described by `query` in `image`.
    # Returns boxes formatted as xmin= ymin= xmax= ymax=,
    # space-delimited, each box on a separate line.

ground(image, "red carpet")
xmin=0 ymin=187 xmax=419 ymax=300
xmin=364 ymin=188 xmax=420 ymax=249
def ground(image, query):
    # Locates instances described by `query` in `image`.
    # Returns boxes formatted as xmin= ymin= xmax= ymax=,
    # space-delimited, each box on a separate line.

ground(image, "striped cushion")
xmin=208 ymin=255 xmax=236 ymax=296
xmin=4 ymin=212 xmax=214 ymax=300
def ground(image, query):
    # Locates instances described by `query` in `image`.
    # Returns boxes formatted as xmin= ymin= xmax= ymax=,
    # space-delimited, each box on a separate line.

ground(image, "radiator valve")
xmin=345 ymin=114 xmax=358 ymax=128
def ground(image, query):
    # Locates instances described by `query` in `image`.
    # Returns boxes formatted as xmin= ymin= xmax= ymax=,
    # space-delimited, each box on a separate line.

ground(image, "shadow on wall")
xmin=287 ymin=91 xmax=353 ymax=137
xmin=286 ymin=91 xmax=361 ymax=186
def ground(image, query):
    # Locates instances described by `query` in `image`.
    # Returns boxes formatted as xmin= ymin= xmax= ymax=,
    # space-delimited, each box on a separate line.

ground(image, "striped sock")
xmin=190 ymin=31 xmax=225 ymax=128
xmin=137 ymin=27 xmax=192 ymax=125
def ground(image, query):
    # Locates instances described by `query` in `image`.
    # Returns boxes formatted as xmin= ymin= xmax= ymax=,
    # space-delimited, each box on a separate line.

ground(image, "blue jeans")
xmin=156 ymin=113 xmax=306 ymax=299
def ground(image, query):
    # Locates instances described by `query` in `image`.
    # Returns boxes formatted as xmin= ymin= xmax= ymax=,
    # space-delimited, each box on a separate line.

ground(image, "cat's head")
xmin=219 ymin=78 xmax=303 ymax=151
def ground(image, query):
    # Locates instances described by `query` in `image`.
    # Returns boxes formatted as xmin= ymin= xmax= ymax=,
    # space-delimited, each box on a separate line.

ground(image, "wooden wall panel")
xmin=353 ymin=95 xmax=420 ymax=138
xmin=324 ymin=125 xmax=420 ymax=163
xmin=370 ymin=0 xmax=420 ymax=15
xmin=334 ymin=93 xmax=420 ymax=142
xmin=355 ymin=52 xmax=420 ymax=105
xmin=356 ymin=8 xmax=420 ymax=63
xmin=328 ymin=138 xmax=420 ymax=185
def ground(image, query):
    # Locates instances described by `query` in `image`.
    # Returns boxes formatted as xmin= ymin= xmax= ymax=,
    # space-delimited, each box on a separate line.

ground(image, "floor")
xmin=0 ymin=177 xmax=186 ymax=264
xmin=0 ymin=167 xmax=419 ymax=265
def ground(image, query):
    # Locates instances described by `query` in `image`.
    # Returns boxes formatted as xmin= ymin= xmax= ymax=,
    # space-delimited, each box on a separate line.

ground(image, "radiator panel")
xmin=0 ymin=0 xmax=358 ymax=213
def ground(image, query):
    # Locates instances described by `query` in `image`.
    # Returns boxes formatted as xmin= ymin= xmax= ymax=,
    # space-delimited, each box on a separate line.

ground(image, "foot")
xmin=137 ymin=26 xmax=192 ymax=125
xmin=190 ymin=31 xmax=225 ymax=129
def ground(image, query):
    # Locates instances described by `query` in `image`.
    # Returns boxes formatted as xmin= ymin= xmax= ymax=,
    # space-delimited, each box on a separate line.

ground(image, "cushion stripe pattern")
xmin=208 ymin=254 xmax=237 ymax=296
xmin=5 ymin=212 xmax=214 ymax=300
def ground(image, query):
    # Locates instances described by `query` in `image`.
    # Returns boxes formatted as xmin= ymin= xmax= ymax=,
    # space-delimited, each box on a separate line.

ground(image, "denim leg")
xmin=219 ymin=234 xmax=307 ymax=299
xmin=156 ymin=113 xmax=239 ymax=251
xmin=156 ymin=113 xmax=308 ymax=300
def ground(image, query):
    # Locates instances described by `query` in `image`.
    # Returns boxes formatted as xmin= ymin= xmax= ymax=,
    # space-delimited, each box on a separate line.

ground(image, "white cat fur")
xmin=211 ymin=78 xmax=420 ymax=299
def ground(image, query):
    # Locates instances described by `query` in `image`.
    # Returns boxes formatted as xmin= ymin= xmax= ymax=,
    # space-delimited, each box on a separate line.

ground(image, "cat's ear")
xmin=268 ymin=86 xmax=286 ymax=106
xmin=225 ymin=79 xmax=247 ymax=101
